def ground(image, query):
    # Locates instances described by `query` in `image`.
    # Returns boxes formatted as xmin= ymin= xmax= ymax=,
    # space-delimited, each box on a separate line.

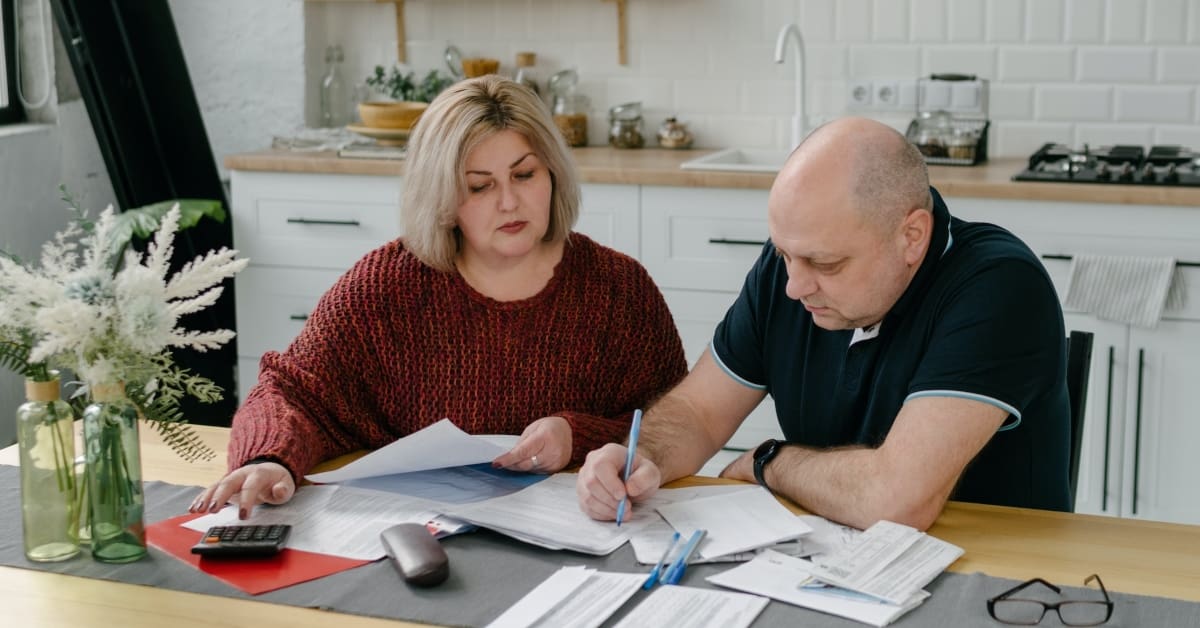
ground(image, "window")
xmin=1 ymin=0 xmax=24 ymax=124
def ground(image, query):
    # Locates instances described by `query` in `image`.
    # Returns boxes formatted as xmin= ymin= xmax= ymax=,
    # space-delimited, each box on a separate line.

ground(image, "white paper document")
xmin=655 ymin=486 xmax=812 ymax=559
xmin=485 ymin=566 xmax=645 ymax=628
xmin=812 ymin=519 xmax=963 ymax=605
xmin=443 ymin=474 xmax=656 ymax=555
xmin=612 ymin=584 xmax=769 ymax=628
xmin=707 ymin=550 xmax=928 ymax=627
xmin=305 ymin=419 xmax=516 ymax=483
xmin=628 ymin=484 xmax=760 ymax=564
xmin=184 ymin=484 xmax=457 ymax=559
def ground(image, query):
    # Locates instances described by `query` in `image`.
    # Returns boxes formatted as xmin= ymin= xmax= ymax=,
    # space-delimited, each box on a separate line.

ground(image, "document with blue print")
xmin=304 ymin=419 xmax=541 ymax=504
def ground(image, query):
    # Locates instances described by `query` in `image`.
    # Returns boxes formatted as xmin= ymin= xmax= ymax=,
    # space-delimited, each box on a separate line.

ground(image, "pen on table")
xmin=663 ymin=528 xmax=707 ymax=586
xmin=615 ymin=408 xmax=643 ymax=527
xmin=642 ymin=531 xmax=681 ymax=590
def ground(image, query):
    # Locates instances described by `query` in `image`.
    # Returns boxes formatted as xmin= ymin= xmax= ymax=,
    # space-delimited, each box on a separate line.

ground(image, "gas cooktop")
xmin=1012 ymin=143 xmax=1200 ymax=186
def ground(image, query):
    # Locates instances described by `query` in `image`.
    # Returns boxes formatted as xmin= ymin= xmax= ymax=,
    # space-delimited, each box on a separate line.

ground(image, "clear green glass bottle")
xmin=82 ymin=382 xmax=146 ymax=563
xmin=17 ymin=377 xmax=81 ymax=562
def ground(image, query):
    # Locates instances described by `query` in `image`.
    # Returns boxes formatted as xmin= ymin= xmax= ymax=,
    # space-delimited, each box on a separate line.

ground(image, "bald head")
xmin=778 ymin=117 xmax=932 ymax=231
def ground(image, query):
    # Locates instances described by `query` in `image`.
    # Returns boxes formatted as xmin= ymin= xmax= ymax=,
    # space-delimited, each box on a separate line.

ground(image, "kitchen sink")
xmin=679 ymin=147 xmax=790 ymax=174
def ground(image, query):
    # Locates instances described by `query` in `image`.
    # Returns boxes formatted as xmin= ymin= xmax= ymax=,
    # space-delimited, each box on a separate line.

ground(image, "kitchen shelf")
xmin=308 ymin=0 xmax=407 ymax=63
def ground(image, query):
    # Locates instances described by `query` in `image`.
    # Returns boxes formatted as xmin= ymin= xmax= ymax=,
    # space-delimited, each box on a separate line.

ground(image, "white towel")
xmin=1063 ymin=255 xmax=1185 ymax=328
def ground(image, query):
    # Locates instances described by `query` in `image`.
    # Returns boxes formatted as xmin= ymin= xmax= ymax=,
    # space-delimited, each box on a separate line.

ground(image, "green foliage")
xmin=365 ymin=66 xmax=456 ymax=103
xmin=59 ymin=187 xmax=226 ymax=267
xmin=124 ymin=354 xmax=220 ymax=463
xmin=0 ymin=340 xmax=49 ymax=381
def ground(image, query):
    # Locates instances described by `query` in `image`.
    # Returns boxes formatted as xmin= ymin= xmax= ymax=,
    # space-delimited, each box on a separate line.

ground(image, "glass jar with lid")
xmin=608 ymin=102 xmax=645 ymax=149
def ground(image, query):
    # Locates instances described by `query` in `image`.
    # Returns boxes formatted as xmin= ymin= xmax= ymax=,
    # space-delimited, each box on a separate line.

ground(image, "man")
xmin=576 ymin=117 xmax=1071 ymax=530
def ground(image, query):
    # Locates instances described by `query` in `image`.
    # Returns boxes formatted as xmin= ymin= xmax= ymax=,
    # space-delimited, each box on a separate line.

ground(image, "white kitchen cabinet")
xmin=641 ymin=185 xmax=784 ymax=451
xmin=230 ymin=170 xmax=403 ymax=401
xmin=950 ymin=196 xmax=1200 ymax=525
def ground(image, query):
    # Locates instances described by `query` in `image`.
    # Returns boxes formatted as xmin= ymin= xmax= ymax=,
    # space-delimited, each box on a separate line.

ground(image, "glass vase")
xmin=82 ymin=382 xmax=147 ymax=563
xmin=16 ymin=377 xmax=81 ymax=562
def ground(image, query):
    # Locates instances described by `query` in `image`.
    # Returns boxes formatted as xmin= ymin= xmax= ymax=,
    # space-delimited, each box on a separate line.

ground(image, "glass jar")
xmin=913 ymin=110 xmax=952 ymax=157
xmin=83 ymin=382 xmax=147 ymax=563
xmin=513 ymin=51 xmax=541 ymax=97
xmin=656 ymin=116 xmax=694 ymax=149
xmin=17 ymin=377 xmax=80 ymax=562
xmin=945 ymin=129 xmax=979 ymax=161
xmin=608 ymin=102 xmax=644 ymax=149
xmin=553 ymin=93 xmax=589 ymax=147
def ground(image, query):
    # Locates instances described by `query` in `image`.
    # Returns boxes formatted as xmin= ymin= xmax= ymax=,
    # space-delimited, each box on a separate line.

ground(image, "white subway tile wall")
xmin=311 ymin=0 xmax=1200 ymax=158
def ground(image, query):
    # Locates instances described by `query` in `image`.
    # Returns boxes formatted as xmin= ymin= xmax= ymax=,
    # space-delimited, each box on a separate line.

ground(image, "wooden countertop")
xmin=225 ymin=147 xmax=1200 ymax=207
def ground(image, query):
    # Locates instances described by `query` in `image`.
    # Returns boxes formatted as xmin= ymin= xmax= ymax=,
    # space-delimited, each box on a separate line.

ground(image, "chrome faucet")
xmin=774 ymin=23 xmax=807 ymax=151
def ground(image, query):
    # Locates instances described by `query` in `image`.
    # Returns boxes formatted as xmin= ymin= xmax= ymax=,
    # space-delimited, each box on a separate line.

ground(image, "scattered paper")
xmin=305 ymin=419 xmax=516 ymax=483
xmin=813 ymin=520 xmax=963 ymax=605
xmin=655 ymin=486 xmax=811 ymax=558
xmin=486 ymin=566 xmax=644 ymax=628
xmin=707 ymin=550 xmax=928 ymax=627
xmin=612 ymin=585 xmax=769 ymax=628
xmin=443 ymin=474 xmax=656 ymax=555
xmin=629 ymin=484 xmax=760 ymax=564
xmin=184 ymin=484 xmax=462 ymax=560
xmin=797 ymin=514 xmax=861 ymax=559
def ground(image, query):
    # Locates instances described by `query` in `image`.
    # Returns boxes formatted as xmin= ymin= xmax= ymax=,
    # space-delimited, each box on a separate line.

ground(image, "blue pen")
xmin=615 ymin=408 xmax=643 ymax=527
xmin=663 ymin=529 xmax=707 ymax=585
xmin=642 ymin=531 xmax=680 ymax=589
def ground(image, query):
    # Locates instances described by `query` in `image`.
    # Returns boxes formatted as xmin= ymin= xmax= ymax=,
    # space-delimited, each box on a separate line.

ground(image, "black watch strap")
xmin=753 ymin=439 xmax=783 ymax=490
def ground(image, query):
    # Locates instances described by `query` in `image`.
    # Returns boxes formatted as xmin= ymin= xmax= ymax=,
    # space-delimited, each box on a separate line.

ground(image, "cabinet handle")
xmin=1040 ymin=253 xmax=1200 ymax=268
xmin=708 ymin=238 xmax=767 ymax=247
xmin=1102 ymin=345 xmax=1114 ymax=513
xmin=289 ymin=314 xmax=309 ymax=321
xmin=286 ymin=217 xmax=362 ymax=227
xmin=1132 ymin=348 xmax=1145 ymax=516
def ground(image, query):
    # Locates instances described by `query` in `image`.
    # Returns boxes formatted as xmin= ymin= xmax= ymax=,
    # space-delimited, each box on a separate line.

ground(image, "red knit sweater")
xmin=229 ymin=233 xmax=687 ymax=477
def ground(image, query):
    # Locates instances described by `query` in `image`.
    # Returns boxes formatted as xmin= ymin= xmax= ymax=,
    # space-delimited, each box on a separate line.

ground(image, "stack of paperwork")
xmin=707 ymin=520 xmax=963 ymax=626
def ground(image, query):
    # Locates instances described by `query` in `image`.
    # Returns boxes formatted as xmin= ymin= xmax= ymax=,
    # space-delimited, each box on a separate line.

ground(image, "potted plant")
xmin=359 ymin=67 xmax=456 ymax=130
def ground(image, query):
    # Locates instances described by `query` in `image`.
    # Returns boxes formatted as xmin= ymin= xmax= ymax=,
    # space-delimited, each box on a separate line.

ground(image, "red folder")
xmin=146 ymin=513 xmax=372 ymax=595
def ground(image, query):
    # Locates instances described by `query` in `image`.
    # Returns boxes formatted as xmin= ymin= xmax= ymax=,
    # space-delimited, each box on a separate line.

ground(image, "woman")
xmin=191 ymin=76 xmax=687 ymax=518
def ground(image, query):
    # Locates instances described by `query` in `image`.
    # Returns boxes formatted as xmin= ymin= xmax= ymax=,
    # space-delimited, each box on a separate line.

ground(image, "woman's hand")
xmin=188 ymin=462 xmax=296 ymax=520
xmin=492 ymin=416 xmax=572 ymax=473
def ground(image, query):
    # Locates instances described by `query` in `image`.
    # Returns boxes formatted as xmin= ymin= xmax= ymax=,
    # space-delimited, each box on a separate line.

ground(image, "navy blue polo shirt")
xmin=712 ymin=188 xmax=1071 ymax=511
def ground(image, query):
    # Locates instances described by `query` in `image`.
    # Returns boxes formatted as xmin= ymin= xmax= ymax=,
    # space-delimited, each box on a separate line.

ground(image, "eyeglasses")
xmin=987 ymin=574 xmax=1114 ymax=626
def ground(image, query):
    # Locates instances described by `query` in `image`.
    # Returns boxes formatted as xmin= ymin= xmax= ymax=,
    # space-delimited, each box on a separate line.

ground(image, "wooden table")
xmin=2 ymin=424 xmax=1199 ymax=627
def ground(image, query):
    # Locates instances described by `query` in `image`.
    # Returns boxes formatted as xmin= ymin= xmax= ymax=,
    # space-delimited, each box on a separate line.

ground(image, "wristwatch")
xmin=753 ymin=439 xmax=785 ymax=491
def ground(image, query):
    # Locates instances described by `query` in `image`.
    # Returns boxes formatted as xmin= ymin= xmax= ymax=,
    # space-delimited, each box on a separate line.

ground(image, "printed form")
xmin=487 ymin=566 xmax=768 ymax=628
xmin=812 ymin=520 xmax=963 ymax=605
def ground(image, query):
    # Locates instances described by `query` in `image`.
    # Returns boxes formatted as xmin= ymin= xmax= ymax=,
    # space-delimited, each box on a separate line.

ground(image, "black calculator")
xmin=190 ymin=524 xmax=292 ymax=558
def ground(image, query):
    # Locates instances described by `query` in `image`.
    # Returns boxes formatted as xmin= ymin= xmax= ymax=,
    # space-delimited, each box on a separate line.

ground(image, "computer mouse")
xmin=379 ymin=523 xmax=450 ymax=587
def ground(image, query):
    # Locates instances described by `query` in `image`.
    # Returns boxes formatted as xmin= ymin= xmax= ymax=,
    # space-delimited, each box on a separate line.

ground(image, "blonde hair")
xmin=401 ymin=75 xmax=581 ymax=272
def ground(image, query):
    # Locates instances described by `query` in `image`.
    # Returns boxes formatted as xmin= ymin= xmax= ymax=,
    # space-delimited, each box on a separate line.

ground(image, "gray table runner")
xmin=1 ymin=465 xmax=1196 ymax=627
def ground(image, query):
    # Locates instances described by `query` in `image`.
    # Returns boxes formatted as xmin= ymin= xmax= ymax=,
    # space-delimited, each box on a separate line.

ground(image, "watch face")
xmin=754 ymin=439 xmax=780 ymax=462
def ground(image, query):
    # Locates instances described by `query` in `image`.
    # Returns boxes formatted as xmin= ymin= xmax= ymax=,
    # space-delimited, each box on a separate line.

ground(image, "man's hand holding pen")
xmin=576 ymin=441 xmax=662 ymax=521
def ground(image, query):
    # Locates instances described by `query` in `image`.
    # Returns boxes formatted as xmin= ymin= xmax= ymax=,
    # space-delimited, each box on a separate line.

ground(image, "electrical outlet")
xmin=848 ymin=80 xmax=873 ymax=109
xmin=876 ymin=81 xmax=900 ymax=109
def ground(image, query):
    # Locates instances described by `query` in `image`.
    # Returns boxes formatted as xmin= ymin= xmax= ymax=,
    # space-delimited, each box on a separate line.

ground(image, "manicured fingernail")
xmin=239 ymin=508 xmax=248 ymax=520
xmin=492 ymin=461 xmax=502 ymax=468
xmin=208 ymin=500 xmax=219 ymax=512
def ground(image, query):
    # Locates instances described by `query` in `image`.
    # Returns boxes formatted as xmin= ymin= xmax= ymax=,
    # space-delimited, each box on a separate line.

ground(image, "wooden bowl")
xmin=461 ymin=57 xmax=500 ymax=78
xmin=357 ymin=101 xmax=428 ymax=130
